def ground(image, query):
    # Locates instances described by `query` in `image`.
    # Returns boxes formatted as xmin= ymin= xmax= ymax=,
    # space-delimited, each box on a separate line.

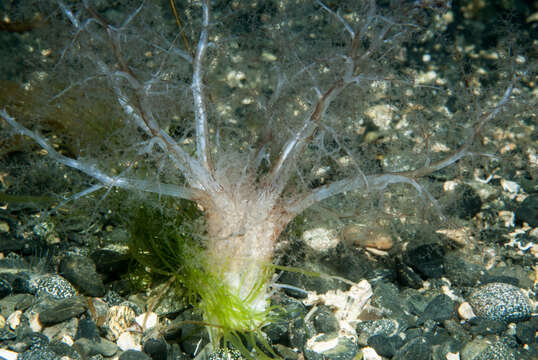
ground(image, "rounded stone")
xmin=468 ymin=282 xmax=532 ymax=323
xmin=59 ymin=255 xmax=105 ymax=297
xmin=515 ymin=194 xmax=538 ymax=227
xmin=28 ymin=274 xmax=77 ymax=299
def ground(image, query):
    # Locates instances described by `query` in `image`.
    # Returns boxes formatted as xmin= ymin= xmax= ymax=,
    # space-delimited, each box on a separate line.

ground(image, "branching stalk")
xmin=192 ymin=0 xmax=214 ymax=176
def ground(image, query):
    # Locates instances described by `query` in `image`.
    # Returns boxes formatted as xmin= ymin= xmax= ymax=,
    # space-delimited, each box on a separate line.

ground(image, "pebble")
xmin=341 ymin=224 xmax=393 ymax=250
xmin=302 ymin=228 xmax=339 ymax=251
xmin=28 ymin=311 xmax=43 ymax=332
xmin=105 ymin=305 xmax=137 ymax=341
xmin=468 ymin=282 xmax=532 ymax=322
xmin=361 ymin=347 xmax=382 ymax=360
xmin=117 ymin=331 xmax=142 ymax=351
xmin=73 ymin=337 xmax=118 ymax=357
xmin=142 ymin=338 xmax=168 ymax=360
xmin=7 ymin=309 xmax=21 ymax=330
xmin=119 ymin=350 xmax=152 ymax=360
xmin=42 ymin=317 xmax=77 ymax=344
xmin=515 ymin=194 xmax=538 ymax=227
xmin=445 ymin=184 xmax=482 ymax=220
xmin=18 ymin=347 xmax=62 ymax=360
xmin=59 ymin=255 xmax=106 ymax=297
xmin=134 ymin=312 xmax=158 ymax=330
xmin=37 ymin=296 xmax=88 ymax=326
xmin=462 ymin=339 xmax=517 ymax=360
xmin=0 ymin=277 xmax=12 ymax=298
xmin=403 ymin=243 xmax=445 ymax=279
xmin=304 ymin=333 xmax=358 ymax=360
xmin=457 ymin=302 xmax=476 ymax=321
xmin=75 ymin=318 xmax=101 ymax=341
xmin=422 ymin=294 xmax=455 ymax=322
xmin=28 ymin=274 xmax=77 ymax=299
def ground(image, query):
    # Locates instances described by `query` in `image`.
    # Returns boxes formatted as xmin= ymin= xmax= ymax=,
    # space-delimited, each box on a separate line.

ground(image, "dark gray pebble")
xmin=38 ymin=296 xmax=88 ymax=325
xmin=423 ymin=294 xmax=455 ymax=322
xmin=75 ymin=318 xmax=101 ymax=342
xmin=515 ymin=194 xmax=538 ymax=227
xmin=393 ymin=336 xmax=432 ymax=360
xmin=367 ymin=334 xmax=405 ymax=358
xmin=60 ymin=255 xmax=105 ymax=297
xmin=0 ymin=277 xmax=12 ymax=298
xmin=516 ymin=319 xmax=538 ymax=345
xmin=403 ymin=243 xmax=445 ymax=279
xmin=119 ymin=349 xmax=152 ymax=360
xmin=142 ymin=338 xmax=168 ymax=360
xmin=73 ymin=337 xmax=118 ymax=357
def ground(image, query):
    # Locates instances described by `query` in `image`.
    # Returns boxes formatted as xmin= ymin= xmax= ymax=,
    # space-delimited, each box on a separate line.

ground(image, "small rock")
xmin=28 ymin=274 xmax=77 ymax=299
xmin=28 ymin=311 xmax=43 ymax=332
xmin=515 ymin=194 xmax=538 ymax=227
xmin=403 ymin=243 xmax=445 ymax=279
xmin=367 ymin=334 xmax=405 ymax=358
xmin=42 ymin=317 xmax=78 ymax=344
xmin=445 ymin=184 xmax=482 ymax=220
xmin=105 ymin=305 xmax=137 ymax=341
xmin=457 ymin=302 xmax=476 ymax=321
xmin=46 ymin=341 xmax=79 ymax=359
xmin=7 ymin=309 xmax=22 ymax=330
xmin=90 ymin=249 xmax=130 ymax=282
xmin=311 ymin=305 xmax=339 ymax=333
xmin=393 ymin=336 xmax=432 ymax=360
xmin=21 ymin=332 xmax=49 ymax=350
xmin=60 ymin=255 xmax=105 ymax=297
xmin=302 ymin=228 xmax=339 ymax=251
xmin=76 ymin=318 xmax=101 ymax=341
xmin=0 ymin=293 xmax=34 ymax=316
xmin=462 ymin=339 xmax=517 ymax=360
xmin=119 ymin=350 xmax=151 ymax=360
xmin=468 ymin=282 xmax=532 ymax=322
xmin=422 ymin=294 xmax=455 ymax=322
xmin=356 ymin=319 xmax=400 ymax=343
xmin=135 ymin=312 xmax=158 ymax=330
xmin=444 ymin=253 xmax=483 ymax=287
xmin=18 ymin=347 xmax=62 ymax=360
xmin=304 ymin=333 xmax=358 ymax=360
xmin=142 ymin=338 xmax=168 ymax=360
xmin=361 ymin=347 xmax=382 ymax=360
xmin=515 ymin=319 xmax=538 ymax=345
xmin=117 ymin=331 xmax=142 ymax=351
xmin=468 ymin=317 xmax=506 ymax=336
xmin=476 ymin=341 xmax=516 ymax=360
xmin=0 ymin=277 xmax=12 ymax=298
xmin=73 ymin=337 xmax=118 ymax=357
xmin=273 ymin=344 xmax=298 ymax=360
xmin=38 ymin=296 xmax=88 ymax=326
xmin=341 ymin=224 xmax=393 ymax=250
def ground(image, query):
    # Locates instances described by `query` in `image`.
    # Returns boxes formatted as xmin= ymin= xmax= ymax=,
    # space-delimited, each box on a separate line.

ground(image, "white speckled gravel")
xmin=468 ymin=282 xmax=532 ymax=322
